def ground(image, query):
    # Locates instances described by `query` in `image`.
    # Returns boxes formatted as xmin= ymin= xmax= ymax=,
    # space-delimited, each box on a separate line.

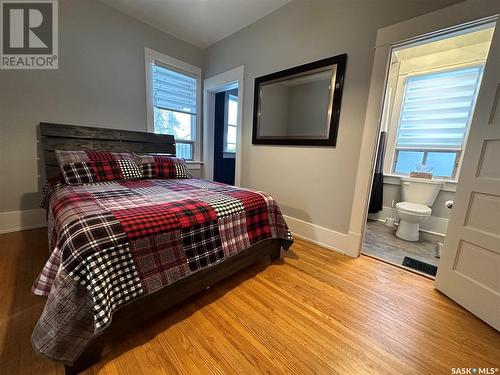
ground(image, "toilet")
xmin=395 ymin=177 xmax=443 ymax=241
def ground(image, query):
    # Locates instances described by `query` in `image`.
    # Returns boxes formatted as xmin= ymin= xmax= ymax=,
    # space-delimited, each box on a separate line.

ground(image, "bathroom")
xmin=362 ymin=22 xmax=495 ymax=277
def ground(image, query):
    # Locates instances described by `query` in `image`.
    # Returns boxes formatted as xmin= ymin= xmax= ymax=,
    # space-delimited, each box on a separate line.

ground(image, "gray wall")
xmin=0 ymin=0 xmax=203 ymax=212
xmin=204 ymin=0 xmax=462 ymax=233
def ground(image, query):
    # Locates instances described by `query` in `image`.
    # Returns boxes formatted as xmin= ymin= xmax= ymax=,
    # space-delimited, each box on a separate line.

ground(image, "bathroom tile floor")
xmin=362 ymin=220 xmax=440 ymax=269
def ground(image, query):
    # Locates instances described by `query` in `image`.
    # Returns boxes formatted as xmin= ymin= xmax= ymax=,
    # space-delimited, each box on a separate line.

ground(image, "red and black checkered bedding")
xmin=31 ymin=177 xmax=292 ymax=363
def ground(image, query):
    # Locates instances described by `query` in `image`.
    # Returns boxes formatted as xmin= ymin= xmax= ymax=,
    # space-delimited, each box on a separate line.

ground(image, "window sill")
xmin=186 ymin=161 xmax=204 ymax=170
xmin=383 ymin=174 xmax=457 ymax=192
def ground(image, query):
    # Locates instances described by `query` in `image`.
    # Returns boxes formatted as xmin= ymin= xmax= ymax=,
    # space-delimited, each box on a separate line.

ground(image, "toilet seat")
xmin=395 ymin=202 xmax=431 ymax=215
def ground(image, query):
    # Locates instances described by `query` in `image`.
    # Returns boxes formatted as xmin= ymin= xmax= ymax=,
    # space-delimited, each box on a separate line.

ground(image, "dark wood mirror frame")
xmin=252 ymin=53 xmax=347 ymax=146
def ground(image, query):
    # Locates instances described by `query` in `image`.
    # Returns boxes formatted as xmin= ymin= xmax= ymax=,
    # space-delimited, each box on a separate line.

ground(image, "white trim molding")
xmin=284 ymin=215 xmax=362 ymax=257
xmin=0 ymin=209 xmax=47 ymax=234
xmin=185 ymin=161 xmax=204 ymax=170
xmin=203 ymin=66 xmax=245 ymax=185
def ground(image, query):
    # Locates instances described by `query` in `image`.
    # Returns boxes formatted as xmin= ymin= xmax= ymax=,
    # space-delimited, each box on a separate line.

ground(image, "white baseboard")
xmin=0 ymin=209 xmax=47 ymax=234
xmin=283 ymin=215 xmax=361 ymax=257
xmin=368 ymin=206 xmax=448 ymax=237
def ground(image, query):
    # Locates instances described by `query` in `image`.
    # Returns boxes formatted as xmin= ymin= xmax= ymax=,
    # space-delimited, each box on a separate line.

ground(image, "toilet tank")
xmin=400 ymin=177 xmax=443 ymax=206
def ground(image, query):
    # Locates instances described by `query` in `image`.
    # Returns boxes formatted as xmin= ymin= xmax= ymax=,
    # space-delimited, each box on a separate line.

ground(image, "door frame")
xmin=203 ymin=66 xmax=244 ymax=185
xmin=348 ymin=0 xmax=500 ymax=257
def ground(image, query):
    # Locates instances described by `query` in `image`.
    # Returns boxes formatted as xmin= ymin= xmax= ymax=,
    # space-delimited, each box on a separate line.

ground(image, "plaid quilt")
xmin=32 ymin=178 xmax=292 ymax=363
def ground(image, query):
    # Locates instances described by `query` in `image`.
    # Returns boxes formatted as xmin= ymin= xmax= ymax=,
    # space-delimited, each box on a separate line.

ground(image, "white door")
xmin=435 ymin=22 xmax=500 ymax=331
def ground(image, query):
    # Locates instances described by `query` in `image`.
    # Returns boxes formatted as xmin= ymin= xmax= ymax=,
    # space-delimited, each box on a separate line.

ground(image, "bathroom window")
xmin=392 ymin=66 xmax=483 ymax=178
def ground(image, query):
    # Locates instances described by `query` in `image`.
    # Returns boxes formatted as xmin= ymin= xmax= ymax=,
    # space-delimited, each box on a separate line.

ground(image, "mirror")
xmin=252 ymin=54 xmax=346 ymax=146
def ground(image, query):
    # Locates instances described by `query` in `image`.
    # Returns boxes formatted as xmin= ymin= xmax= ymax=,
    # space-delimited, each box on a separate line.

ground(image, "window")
xmin=224 ymin=92 xmax=238 ymax=153
xmin=145 ymin=49 xmax=201 ymax=160
xmin=153 ymin=64 xmax=197 ymax=159
xmin=393 ymin=66 xmax=482 ymax=178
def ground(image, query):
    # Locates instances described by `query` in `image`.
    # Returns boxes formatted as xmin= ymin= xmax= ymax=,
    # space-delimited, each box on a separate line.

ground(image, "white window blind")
xmin=153 ymin=64 xmax=197 ymax=114
xmin=396 ymin=66 xmax=482 ymax=148
xmin=152 ymin=63 xmax=198 ymax=159
xmin=392 ymin=65 xmax=483 ymax=178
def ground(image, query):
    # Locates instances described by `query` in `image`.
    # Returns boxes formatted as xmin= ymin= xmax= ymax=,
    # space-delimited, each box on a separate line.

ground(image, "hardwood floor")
xmin=1 ymin=228 xmax=498 ymax=374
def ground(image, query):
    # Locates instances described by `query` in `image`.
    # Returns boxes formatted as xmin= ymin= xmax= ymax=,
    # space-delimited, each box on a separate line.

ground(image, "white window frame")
xmin=393 ymin=148 xmax=462 ymax=178
xmin=383 ymin=60 xmax=485 ymax=182
xmin=144 ymin=47 xmax=202 ymax=161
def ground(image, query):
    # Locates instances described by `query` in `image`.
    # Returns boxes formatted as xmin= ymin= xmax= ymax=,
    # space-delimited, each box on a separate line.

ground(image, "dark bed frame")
xmin=39 ymin=122 xmax=283 ymax=375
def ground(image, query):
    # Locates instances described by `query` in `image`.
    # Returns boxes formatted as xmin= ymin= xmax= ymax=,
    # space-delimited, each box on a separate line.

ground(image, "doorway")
xmin=361 ymin=21 xmax=496 ymax=277
xmin=213 ymin=88 xmax=238 ymax=184
xmin=203 ymin=66 xmax=244 ymax=185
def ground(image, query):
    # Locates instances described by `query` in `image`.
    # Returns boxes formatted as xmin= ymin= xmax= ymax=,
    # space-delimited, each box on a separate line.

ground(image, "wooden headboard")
xmin=40 ymin=122 xmax=176 ymax=179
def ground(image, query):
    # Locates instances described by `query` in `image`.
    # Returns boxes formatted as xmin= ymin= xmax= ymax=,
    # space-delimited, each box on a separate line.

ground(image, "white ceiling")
xmin=99 ymin=0 xmax=290 ymax=48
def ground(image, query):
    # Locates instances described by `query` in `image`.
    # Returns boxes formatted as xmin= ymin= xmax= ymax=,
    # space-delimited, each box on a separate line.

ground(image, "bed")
xmin=33 ymin=122 xmax=293 ymax=374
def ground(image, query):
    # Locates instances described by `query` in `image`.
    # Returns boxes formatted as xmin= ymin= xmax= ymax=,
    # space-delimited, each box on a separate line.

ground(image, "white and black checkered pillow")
xmin=118 ymin=160 xmax=143 ymax=179
xmin=174 ymin=163 xmax=190 ymax=179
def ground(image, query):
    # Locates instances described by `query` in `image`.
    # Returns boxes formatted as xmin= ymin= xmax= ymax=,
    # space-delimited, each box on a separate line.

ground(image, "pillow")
xmin=134 ymin=154 xmax=190 ymax=179
xmin=55 ymin=150 xmax=143 ymax=185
